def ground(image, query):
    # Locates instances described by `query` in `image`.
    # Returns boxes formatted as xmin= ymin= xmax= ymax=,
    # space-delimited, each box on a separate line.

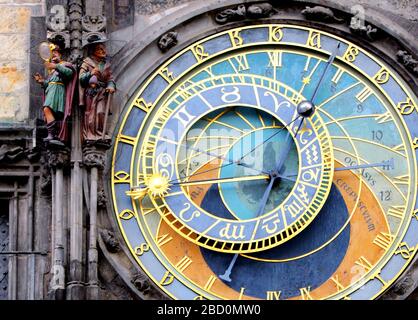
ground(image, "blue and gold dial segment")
xmin=178 ymin=107 xmax=299 ymax=221
xmin=111 ymin=24 xmax=418 ymax=300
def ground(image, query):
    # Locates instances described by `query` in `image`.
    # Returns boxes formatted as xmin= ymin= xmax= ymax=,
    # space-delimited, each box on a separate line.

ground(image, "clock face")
xmin=111 ymin=24 xmax=418 ymax=300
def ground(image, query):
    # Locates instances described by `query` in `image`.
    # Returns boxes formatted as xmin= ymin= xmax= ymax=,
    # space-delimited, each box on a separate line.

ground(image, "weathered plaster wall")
xmin=0 ymin=0 xmax=44 ymax=123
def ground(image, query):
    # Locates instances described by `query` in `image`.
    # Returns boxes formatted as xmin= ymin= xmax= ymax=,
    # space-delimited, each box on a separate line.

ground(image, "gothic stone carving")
xmin=82 ymin=142 xmax=110 ymax=169
xmin=397 ymin=50 xmax=418 ymax=76
xmin=47 ymin=145 xmax=70 ymax=169
xmin=100 ymin=229 xmax=120 ymax=253
xmin=98 ymin=189 xmax=107 ymax=209
xmin=0 ymin=145 xmax=25 ymax=163
xmin=301 ymin=6 xmax=344 ymax=23
xmin=131 ymin=273 xmax=151 ymax=295
xmin=246 ymin=3 xmax=277 ymax=19
xmin=158 ymin=31 xmax=178 ymax=53
xmin=215 ymin=4 xmax=246 ymax=24
xmin=349 ymin=17 xmax=378 ymax=41
xmin=46 ymin=5 xmax=71 ymax=49
xmin=215 ymin=3 xmax=277 ymax=24
xmin=82 ymin=15 xmax=106 ymax=33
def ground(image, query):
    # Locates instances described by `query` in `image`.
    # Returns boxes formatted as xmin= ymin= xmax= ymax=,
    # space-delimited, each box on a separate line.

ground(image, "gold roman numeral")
xmin=268 ymin=51 xmax=282 ymax=68
xmin=204 ymin=275 xmax=217 ymax=291
xmin=300 ymin=287 xmax=313 ymax=300
xmin=356 ymin=87 xmax=373 ymax=103
xmin=331 ymin=275 xmax=345 ymax=291
xmin=175 ymin=256 xmax=192 ymax=273
xmin=266 ymin=291 xmax=282 ymax=300
xmin=373 ymin=232 xmax=393 ymax=250
xmin=156 ymin=233 xmax=173 ymax=247
xmin=331 ymin=68 xmax=344 ymax=84
xmin=118 ymin=134 xmax=137 ymax=145
xmin=230 ymin=54 xmax=250 ymax=72
xmin=376 ymin=112 xmax=392 ymax=124
xmin=387 ymin=205 xmax=405 ymax=220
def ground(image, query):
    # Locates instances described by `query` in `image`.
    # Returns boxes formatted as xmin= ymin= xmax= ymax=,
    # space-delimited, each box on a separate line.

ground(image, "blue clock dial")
xmin=111 ymin=24 xmax=418 ymax=300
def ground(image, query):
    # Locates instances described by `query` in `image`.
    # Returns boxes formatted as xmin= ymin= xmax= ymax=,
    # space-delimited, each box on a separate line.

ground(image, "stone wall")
xmin=0 ymin=0 xmax=44 ymax=123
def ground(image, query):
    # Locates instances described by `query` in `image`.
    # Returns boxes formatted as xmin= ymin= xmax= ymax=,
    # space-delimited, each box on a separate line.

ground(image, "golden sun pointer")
xmin=126 ymin=174 xmax=171 ymax=199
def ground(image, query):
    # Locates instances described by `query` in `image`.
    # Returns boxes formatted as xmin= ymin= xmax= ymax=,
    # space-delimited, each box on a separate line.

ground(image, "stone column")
xmin=66 ymin=0 xmax=85 ymax=301
xmin=83 ymin=143 xmax=109 ymax=300
xmin=47 ymin=146 xmax=70 ymax=300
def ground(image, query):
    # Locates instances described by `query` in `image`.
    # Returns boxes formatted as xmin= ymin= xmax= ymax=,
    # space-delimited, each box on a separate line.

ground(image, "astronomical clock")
xmin=110 ymin=23 xmax=418 ymax=300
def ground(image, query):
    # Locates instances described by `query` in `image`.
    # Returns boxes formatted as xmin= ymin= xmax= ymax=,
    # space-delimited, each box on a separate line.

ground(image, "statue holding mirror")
xmin=33 ymin=42 xmax=77 ymax=145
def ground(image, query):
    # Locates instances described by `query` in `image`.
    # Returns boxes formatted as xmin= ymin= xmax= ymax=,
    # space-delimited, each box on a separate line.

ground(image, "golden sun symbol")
xmin=126 ymin=173 xmax=171 ymax=200
xmin=147 ymin=174 xmax=171 ymax=197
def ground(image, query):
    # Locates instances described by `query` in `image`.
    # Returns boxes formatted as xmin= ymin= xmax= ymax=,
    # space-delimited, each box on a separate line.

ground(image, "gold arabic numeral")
xmin=229 ymin=29 xmax=243 ymax=47
xmin=266 ymin=291 xmax=282 ymax=300
xmin=342 ymin=45 xmax=359 ymax=62
xmin=175 ymin=256 xmax=192 ymax=273
xmin=331 ymin=68 xmax=344 ymax=84
xmin=414 ymin=209 xmax=418 ymax=220
xmin=118 ymin=134 xmax=137 ymax=145
xmin=396 ymin=97 xmax=417 ymax=115
xmin=219 ymin=223 xmax=245 ymax=240
xmin=331 ymin=275 xmax=345 ymax=291
xmin=238 ymin=287 xmax=246 ymax=300
xmin=342 ymin=296 xmax=352 ymax=300
xmin=374 ymin=68 xmax=390 ymax=84
xmin=194 ymin=295 xmax=204 ymax=300
xmin=306 ymin=31 xmax=321 ymax=48
xmin=156 ymin=233 xmax=173 ymax=247
xmin=204 ymin=275 xmax=217 ymax=291
xmin=269 ymin=26 xmax=283 ymax=42
xmin=133 ymin=97 xmax=153 ymax=113
xmin=413 ymin=138 xmax=418 ymax=150
xmin=191 ymin=44 xmax=209 ymax=62
xmin=160 ymin=271 xmax=175 ymax=286
xmin=356 ymin=87 xmax=373 ymax=103
xmin=119 ymin=209 xmax=135 ymax=220
xmin=395 ymin=242 xmax=416 ymax=259
xmin=373 ymin=232 xmax=394 ymax=250
xmin=230 ymin=54 xmax=250 ymax=73
xmin=300 ymin=287 xmax=313 ymax=300
xmin=268 ymin=51 xmax=282 ymax=68
xmin=134 ymin=243 xmax=150 ymax=256
xmin=114 ymin=171 xmax=130 ymax=184
xmin=159 ymin=67 xmax=175 ymax=84
xmin=387 ymin=205 xmax=405 ymax=220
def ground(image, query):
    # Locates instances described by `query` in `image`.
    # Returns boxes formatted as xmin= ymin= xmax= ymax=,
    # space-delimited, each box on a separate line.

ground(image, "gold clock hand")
xmin=127 ymin=174 xmax=270 ymax=200
xmin=172 ymin=174 xmax=269 ymax=187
